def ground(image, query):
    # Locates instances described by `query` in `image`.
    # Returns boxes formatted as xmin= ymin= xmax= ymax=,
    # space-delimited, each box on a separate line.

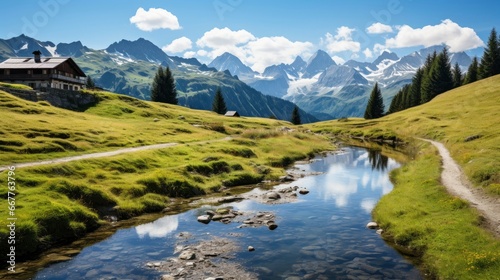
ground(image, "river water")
xmin=33 ymin=146 xmax=422 ymax=279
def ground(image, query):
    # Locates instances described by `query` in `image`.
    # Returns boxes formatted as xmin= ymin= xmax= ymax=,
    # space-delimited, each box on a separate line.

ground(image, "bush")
xmin=48 ymin=180 xmax=116 ymax=208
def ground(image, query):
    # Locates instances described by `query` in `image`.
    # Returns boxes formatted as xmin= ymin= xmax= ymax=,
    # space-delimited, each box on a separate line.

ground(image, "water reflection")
xmin=31 ymin=147 xmax=421 ymax=280
xmin=135 ymin=215 xmax=178 ymax=239
xmin=368 ymin=149 xmax=389 ymax=171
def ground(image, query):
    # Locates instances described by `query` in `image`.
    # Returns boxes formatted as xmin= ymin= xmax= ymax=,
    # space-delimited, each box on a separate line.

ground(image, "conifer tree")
xmin=151 ymin=66 xmax=166 ymax=102
xmin=387 ymin=91 xmax=402 ymax=114
xmin=151 ymin=66 xmax=178 ymax=104
xmin=85 ymin=76 xmax=95 ymax=89
xmin=452 ymin=63 xmax=463 ymax=88
xmin=212 ymin=87 xmax=227 ymax=114
xmin=364 ymin=82 xmax=384 ymax=119
xmin=421 ymin=48 xmax=453 ymax=103
xmin=478 ymin=28 xmax=500 ymax=79
xmin=409 ymin=68 xmax=424 ymax=107
xmin=291 ymin=105 xmax=301 ymax=125
xmin=164 ymin=67 xmax=178 ymax=105
xmin=464 ymin=57 xmax=479 ymax=85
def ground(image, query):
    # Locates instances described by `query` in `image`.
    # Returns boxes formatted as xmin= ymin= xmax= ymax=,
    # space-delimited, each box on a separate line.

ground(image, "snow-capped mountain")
xmin=208 ymin=52 xmax=257 ymax=80
xmin=106 ymin=38 xmax=175 ymax=65
xmin=0 ymin=35 xmax=318 ymax=123
xmin=210 ymin=47 xmax=472 ymax=120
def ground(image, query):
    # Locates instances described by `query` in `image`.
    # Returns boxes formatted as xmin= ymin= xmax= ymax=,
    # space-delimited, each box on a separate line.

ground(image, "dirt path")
xmin=424 ymin=139 xmax=500 ymax=237
xmin=0 ymin=137 xmax=232 ymax=172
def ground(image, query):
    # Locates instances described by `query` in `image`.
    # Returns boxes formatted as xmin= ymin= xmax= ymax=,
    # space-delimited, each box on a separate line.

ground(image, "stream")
xmin=30 ymin=146 xmax=422 ymax=279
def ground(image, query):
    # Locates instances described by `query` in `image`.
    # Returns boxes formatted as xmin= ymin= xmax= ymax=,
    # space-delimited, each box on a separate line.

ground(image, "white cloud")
xmin=196 ymin=27 xmax=255 ymax=49
xmin=244 ymin=36 xmax=314 ymax=72
xmin=332 ymin=56 xmax=345 ymax=65
xmin=363 ymin=48 xmax=373 ymax=58
xmin=162 ymin=37 xmax=192 ymax=53
xmin=322 ymin=27 xmax=361 ymax=54
xmin=366 ymin=22 xmax=393 ymax=34
xmin=130 ymin=7 xmax=181 ymax=31
xmin=183 ymin=51 xmax=196 ymax=58
xmin=385 ymin=19 xmax=484 ymax=52
xmin=195 ymin=27 xmax=313 ymax=73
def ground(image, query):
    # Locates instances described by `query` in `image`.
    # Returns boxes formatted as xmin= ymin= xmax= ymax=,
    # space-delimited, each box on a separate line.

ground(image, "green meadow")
xmin=306 ymin=75 xmax=500 ymax=279
xmin=0 ymin=87 xmax=332 ymax=259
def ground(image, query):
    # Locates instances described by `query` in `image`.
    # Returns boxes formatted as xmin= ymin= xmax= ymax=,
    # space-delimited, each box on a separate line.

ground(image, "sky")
xmin=2 ymin=0 xmax=499 ymax=72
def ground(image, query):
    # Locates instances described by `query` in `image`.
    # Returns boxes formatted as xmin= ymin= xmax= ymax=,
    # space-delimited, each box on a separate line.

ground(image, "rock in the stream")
xmin=248 ymin=246 xmax=255 ymax=252
xmin=197 ymin=215 xmax=211 ymax=224
xmin=161 ymin=275 xmax=175 ymax=280
xmin=265 ymin=191 xmax=281 ymax=200
xmin=366 ymin=222 xmax=378 ymax=229
xmin=298 ymin=188 xmax=310 ymax=195
xmin=376 ymin=229 xmax=384 ymax=235
xmin=267 ymin=222 xmax=278 ymax=230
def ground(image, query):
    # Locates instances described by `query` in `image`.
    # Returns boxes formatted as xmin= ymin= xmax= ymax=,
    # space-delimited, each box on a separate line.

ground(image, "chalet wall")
xmin=0 ymin=87 xmax=98 ymax=111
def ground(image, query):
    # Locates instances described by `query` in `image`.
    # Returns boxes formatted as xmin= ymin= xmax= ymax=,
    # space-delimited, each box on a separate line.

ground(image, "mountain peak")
xmin=208 ymin=52 xmax=256 ymax=78
xmin=373 ymin=51 xmax=399 ymax=65
xmin=302 ymin=50 xmax=335 ymax=78
xmin=106 ymin=38 xmax=170 ymax=64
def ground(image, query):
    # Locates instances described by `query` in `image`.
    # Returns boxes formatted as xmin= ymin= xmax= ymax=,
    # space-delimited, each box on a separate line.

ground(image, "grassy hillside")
xmin=309 ymin=75 xmax=500 ymax=195
xmin=0 ymin=88 xmax=332 ymax=260
xmin=306 ymin=75 xmax=500 ymax=279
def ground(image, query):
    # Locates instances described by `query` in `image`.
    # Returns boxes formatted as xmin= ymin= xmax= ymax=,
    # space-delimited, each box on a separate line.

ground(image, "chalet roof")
xmin=225 ymin=111 xmax=240 ymax=116
xmin=0 ymin=57 xmax=86 ymax=77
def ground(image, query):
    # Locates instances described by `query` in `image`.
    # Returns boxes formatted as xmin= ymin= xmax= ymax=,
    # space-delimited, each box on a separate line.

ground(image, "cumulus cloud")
xmin=385 ymin=19 xmax=484 ymax=52
xmin=196 ymin=27 xmax=255 ymax=49
xmin=363 ymin=48 xmax=373 ymax=58
xmin=322 ymin=26 xmax=361 ymax=54
xmin=366 ymin=22 xmax=393 ymax=34
xmin=130 ymin=7 xmax=181 ymax=31
xmin=244 ymin=36 xmax=314 ymax=72
xmin=195 ymin=27 xmax=313 ymax=72
xmin=332 ymin=56 xmax=346 ymax=65
xmin=162 ymin=37 xmax=192 ymax=53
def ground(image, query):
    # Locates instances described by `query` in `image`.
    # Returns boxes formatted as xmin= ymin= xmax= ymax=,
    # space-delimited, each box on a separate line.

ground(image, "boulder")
xmin=366 ymin=222 xmax=378 ymax=229
xmin=197 ymin=215 xmax=212 ymax=224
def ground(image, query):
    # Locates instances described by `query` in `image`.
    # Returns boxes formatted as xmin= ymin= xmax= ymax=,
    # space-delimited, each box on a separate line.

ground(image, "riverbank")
xmin=0 ymin=89 xmax=333 ymax=266
xmin=374 ymin=143 xmax=500 ymax=279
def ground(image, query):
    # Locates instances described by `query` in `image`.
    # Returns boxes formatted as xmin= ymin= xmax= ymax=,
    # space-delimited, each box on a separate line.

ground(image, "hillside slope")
xmin=0 ymin=88 xmax=332 ymax=261
xmin=310 ymin=74 xmax=500 ymax=194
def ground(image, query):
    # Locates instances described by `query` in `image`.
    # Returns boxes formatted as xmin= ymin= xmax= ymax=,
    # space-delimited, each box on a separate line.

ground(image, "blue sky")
xmin=2 ymin=0 xmax=498 ymax=72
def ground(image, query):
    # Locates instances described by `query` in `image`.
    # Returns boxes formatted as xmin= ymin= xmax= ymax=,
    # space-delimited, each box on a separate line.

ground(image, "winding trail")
xmin=423 ymin=139 xmax=500 ymax=237
xmin=0 ymin=137 xmax=232 ymax=172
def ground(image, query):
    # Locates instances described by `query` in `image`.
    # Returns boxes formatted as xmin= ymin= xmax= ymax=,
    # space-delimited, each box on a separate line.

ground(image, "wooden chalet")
xmin=0 ymin=50 xmax=86 ymax=91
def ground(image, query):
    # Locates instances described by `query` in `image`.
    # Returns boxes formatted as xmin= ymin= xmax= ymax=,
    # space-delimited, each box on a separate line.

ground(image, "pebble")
xmin=248 ymin=246 xmax=255 ymax=252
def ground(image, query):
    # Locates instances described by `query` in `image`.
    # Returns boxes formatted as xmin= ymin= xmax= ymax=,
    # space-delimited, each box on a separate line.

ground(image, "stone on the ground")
xmin=299 ymin=188 xmax=310 ymax=195
xmin=179 ymin=250 xmax=196 ymax=260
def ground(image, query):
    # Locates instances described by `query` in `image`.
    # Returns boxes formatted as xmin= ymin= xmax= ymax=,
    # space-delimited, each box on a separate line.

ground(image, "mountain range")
xmin=209 ymin=48 xmax=472 ymax=119
xmin=0 ymin=35 xmax=317 ymax=123
xmin=0 ymin=34 xmax=473 ymax=121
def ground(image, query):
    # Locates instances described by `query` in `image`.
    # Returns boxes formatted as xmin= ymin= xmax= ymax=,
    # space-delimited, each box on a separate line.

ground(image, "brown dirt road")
xmin=424 ymin=139 xmax=500 ymax=237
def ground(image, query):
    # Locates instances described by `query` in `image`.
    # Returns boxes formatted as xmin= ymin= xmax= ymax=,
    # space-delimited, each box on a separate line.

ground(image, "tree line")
xmin=364 ymin=28 xmax=500 ymax=119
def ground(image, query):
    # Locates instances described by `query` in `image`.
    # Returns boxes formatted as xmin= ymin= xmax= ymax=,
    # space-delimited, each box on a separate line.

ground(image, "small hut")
xmin=224 ymin=111 xmax=240 ymax=117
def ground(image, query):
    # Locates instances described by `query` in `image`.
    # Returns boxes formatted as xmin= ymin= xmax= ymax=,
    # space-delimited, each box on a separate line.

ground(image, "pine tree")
xmin=85 ymin=76 xmax=95 ymax=89
xmin=364 ymin=83 xmax=384 ymax=119
xmin=421 ymin=48 xmax=453 ymax=103
xmin=464 ymin=57 xmax=479 ymax=85
xmin=291 ymin=105 xmax=301 ymax=125
xmin=164 ymin=67 xmax=178 ymax=105
xmin=387 ymin=88 xmax=403 ymax=114
xmin=478 ymin=28 xmax=500 ymax=79
xmin=452 ymin=63 xmax=463 ymax=88
xmin=409 ymin=68 xmax=423 ymax=107
xmin=151 ymin=66 xmax=178 ymax=104
xmin=151 ymin=66 xmax=166 ymax=102
xmin=212 ymin=87 xmax=227 ymax=114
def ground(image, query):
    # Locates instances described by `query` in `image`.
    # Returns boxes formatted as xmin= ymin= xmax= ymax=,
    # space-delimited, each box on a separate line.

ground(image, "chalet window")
xmin=42 ymin=69 xmax=47 ymax=75
xmin=0 ymin=69 xmax=3 ymax=75
xmin=33 ymin=69 xmax=43 ymax=75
